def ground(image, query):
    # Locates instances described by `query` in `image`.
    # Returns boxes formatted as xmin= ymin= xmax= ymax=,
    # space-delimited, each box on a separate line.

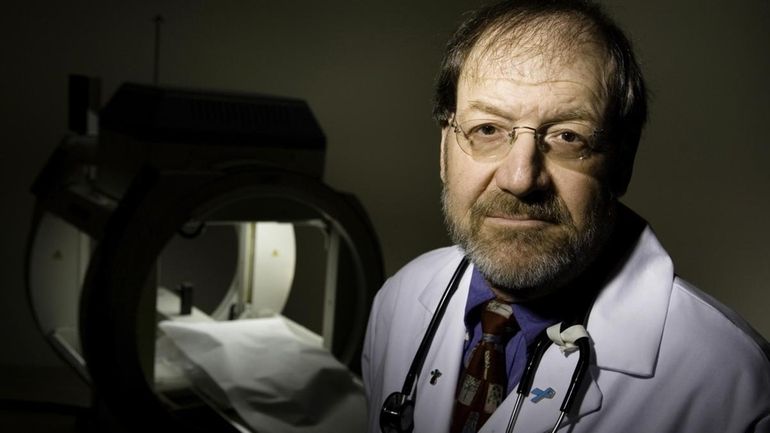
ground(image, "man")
xmin=362 ymin=1 xmax=770 ymax=433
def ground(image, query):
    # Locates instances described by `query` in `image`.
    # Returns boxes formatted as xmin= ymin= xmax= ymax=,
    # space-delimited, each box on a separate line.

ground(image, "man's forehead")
xmin=461 ymin=35 xmax=606 ymax=85
xmin=456 ymin=35 xmax=609 ymax=122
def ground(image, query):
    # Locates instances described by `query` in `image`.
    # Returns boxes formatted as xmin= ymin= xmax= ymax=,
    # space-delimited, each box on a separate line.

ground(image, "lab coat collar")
xmin=416 ymin=248 xmax=468 ymax=318
xmin=587 ymin=223 xmax=674 ymax=376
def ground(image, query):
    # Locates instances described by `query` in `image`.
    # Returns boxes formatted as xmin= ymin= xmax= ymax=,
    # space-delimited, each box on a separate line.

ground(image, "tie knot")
xmin=480 ymin=299 xmax=517 ymax=337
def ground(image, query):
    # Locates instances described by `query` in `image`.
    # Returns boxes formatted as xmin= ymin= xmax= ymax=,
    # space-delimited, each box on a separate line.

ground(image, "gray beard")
xmin=442 ymin=188 xmax=612 ymax=299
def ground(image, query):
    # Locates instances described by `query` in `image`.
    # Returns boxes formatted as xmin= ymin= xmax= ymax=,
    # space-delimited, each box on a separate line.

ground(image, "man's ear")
xmin=440 ymin=127 xmax=449 ymax=183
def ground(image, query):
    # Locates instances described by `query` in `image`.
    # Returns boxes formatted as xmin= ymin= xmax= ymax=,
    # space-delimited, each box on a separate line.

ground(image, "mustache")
xmin=470 ymin=191 xmax=569 ymax=224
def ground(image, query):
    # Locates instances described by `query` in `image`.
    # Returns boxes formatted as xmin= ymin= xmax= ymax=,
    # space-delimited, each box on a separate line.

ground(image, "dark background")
xmin=1 ymin=0 xmax=768 ymax=420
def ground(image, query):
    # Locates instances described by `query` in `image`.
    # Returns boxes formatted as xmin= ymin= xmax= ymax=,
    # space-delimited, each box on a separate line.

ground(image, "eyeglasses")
xmin=450 ymin=117 xmax=604 ymax=162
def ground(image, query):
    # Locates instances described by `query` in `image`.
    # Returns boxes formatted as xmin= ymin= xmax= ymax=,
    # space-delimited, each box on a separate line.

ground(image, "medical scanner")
xmin=25 ymin=76 xmax=384 ymax=432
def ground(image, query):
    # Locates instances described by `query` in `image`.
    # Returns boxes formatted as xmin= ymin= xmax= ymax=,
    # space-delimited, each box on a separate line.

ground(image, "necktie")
xmin=450 ymin=299 xmax=517 ymax=433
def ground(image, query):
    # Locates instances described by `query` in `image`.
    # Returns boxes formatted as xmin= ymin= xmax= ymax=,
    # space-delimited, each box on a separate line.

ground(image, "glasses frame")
xmin=450 ymin=116 xmax=604 ymax=162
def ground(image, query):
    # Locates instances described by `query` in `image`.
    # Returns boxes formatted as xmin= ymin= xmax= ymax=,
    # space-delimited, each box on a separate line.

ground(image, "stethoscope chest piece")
xmin=380 ymin=392 xmax=415 ymax=433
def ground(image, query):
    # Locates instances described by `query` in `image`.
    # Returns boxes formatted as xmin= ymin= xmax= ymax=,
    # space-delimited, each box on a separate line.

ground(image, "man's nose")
xmin=493 ymin=129 xmax=550 ymax=197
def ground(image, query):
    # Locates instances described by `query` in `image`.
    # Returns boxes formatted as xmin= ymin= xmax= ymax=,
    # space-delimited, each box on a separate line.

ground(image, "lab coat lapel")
xmin=588 ymin=226 xmax=674 ymax=376
xmin=414 ymin=253 xmax=472 ymax=433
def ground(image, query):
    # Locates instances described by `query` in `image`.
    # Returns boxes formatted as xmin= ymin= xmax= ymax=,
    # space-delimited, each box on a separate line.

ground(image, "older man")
xmin=362 ymin=1 xmax=770 ymax=433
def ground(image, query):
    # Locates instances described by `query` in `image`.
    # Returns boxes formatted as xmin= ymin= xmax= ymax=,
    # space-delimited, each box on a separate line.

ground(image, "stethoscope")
xmin=380 ymin=257 xmax=592 ymax=433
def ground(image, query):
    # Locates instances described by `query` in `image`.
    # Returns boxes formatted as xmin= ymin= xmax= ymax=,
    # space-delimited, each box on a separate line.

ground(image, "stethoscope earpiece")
xmin=380 ymin=392 xmax=415 ymax=433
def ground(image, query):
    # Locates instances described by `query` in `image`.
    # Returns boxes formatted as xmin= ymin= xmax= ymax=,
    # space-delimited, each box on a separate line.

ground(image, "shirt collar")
xmin=465 ymin=266 xmax=560 ymax=345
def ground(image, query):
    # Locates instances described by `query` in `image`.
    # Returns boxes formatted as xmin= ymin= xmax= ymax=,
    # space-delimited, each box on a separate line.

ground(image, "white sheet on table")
xmin=159 ymin=316 xmax=366 ymax=433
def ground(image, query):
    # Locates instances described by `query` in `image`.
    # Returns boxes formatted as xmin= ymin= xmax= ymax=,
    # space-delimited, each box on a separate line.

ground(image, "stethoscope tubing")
xmin=505 ymin=330 xmax=552 ymax=433
xmin=380 ymin=257 xmax=470 ymax=433
xmin=401 ymin=257 xmax=470 ymax=398
xmin=505 ymin=329 xmax=591 ymax=432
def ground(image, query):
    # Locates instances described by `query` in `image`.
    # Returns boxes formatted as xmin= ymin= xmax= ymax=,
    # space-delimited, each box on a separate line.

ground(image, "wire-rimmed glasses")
xmin=451 ymin=117 xmax=604 ymax=162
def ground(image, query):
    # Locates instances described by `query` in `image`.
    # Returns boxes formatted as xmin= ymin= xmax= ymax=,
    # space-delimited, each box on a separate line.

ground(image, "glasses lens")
xmin=455 ymin=120 xmax=510 ymax=160
xmin=539 ymin=122 xmax=598 ymax=160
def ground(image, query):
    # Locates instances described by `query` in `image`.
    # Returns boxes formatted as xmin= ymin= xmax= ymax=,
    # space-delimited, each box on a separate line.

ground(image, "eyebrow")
xmin=463 ymin=101 xmax=514 ymax=119
xmin=462 ymin=100 xmax=601 ymax=124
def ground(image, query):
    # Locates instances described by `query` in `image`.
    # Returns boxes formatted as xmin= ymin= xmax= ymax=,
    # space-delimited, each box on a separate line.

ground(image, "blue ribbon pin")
xmin=530 ymin=387 xmax=556 ymax=403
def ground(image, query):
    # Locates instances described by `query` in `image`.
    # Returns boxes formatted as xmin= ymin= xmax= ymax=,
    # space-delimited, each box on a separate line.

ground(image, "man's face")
xmin=441 ymin=39 xmax=616 ymax=300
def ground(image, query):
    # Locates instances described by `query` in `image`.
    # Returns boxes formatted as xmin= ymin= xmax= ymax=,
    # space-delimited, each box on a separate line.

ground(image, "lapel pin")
xmin=530 ymin=387 xmax=556 ymax=403
xmin=430 ymin=369 xmax=442 ymax=385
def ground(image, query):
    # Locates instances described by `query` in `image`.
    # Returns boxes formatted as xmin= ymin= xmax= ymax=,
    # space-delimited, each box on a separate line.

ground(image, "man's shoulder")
xmin=393 ymin=246 xmax=463 ymax=279
xmin=374 ymin=246 xmax=463 ymax=305
xmin=668 ymin=276 xmax=770 ymax=368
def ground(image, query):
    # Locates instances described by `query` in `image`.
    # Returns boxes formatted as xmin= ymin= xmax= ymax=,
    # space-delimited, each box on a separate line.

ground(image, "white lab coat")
xmin=362 ymin=226 xmax=770 ymax=433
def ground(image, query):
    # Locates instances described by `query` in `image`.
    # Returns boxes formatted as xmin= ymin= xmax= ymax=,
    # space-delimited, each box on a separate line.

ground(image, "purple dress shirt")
xmin=462 ymin=266 xmax=560 ymax=395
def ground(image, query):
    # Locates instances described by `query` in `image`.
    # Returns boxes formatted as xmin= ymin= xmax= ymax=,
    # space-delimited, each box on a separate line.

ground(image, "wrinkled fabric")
xmin=160 ymin=316 xmax=365 ymax=433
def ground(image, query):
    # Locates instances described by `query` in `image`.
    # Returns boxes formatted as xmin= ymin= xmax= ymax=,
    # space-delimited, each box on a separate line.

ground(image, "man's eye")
xmin=544 ymin=127 xmax=590 ymax=146
xmin=558 ymin=131 xmax=579 ymax=143
xmin=468 ymin=123 xmax=504 ymax=139
xmin=477 ymin=124 xmax=499 ymax=136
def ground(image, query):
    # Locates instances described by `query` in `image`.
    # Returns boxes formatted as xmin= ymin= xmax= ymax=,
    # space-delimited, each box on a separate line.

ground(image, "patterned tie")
xmin=450 ymin=299 xmax=518 ymax=433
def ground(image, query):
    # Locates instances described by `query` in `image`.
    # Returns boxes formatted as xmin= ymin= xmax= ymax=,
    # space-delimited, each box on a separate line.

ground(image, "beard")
xmin=442 ymin=187 xmax=614 ymax=299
